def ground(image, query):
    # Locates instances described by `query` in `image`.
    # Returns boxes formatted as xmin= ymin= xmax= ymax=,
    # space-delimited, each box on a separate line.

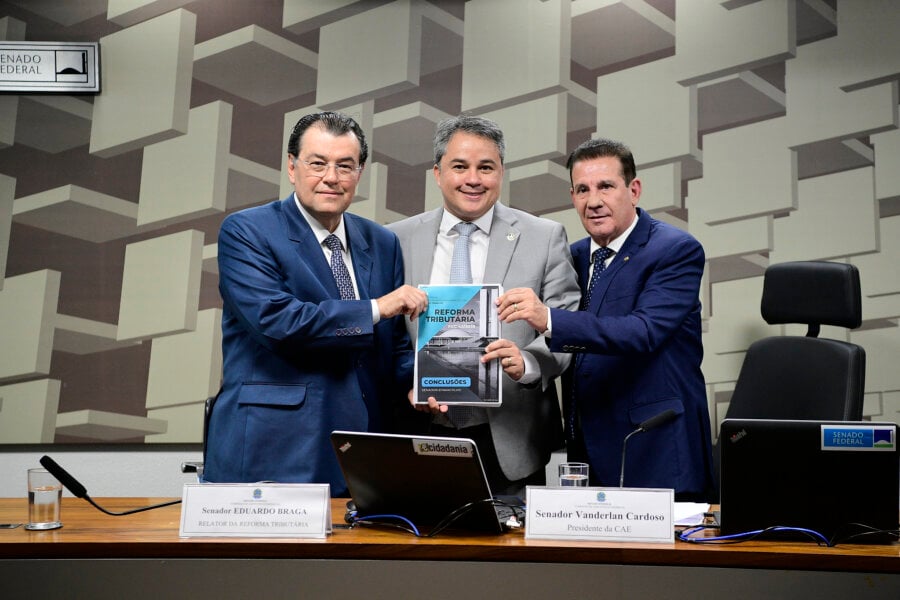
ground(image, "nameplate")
xmin=0 ymin=41 xmax=100 ymax=93
xmin=525 ymin=486 xmax=674 ymax=543
xmin=179 ymin=483 xmax=331 ymax=538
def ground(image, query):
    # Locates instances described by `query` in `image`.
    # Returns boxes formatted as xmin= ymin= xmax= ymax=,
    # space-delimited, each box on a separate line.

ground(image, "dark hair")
xmin=286 ymin=111 xmax=368 ymax=166
xmin=433 ymin=114 xmax=505 ymax=166
xmin=565 ymin=138 xmax=636 ymax=185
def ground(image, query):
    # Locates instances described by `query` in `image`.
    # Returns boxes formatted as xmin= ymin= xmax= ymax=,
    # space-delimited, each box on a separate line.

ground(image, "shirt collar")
xmin=590 ymin=209 xmax=638 ymax=260
xmin=439 ymin=205 xmax=495 ymax=236
xmin=294 ymin=193 xmax=348 ymax=250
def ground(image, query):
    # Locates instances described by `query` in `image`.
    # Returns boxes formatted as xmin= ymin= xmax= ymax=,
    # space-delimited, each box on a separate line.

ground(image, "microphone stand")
xmin=40 ymin=455 xmax=181 ymax=516
xmin=618 ymin=409 xmax=678 ymax=488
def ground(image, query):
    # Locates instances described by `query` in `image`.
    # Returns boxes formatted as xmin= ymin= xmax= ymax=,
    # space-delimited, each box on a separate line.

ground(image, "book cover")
xmin=414 ymin=284 xmax=502 ymax=406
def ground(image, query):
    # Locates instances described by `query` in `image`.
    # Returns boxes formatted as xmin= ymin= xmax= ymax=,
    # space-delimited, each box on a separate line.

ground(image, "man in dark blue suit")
xmin=204 ymin=112 xmax=428 ymax=495
xmin=498 ymin=138 xmax=714 ymax=500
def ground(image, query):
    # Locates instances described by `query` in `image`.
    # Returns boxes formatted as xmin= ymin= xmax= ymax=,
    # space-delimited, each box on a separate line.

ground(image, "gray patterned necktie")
xmin=449 ymin=222 xmax=477 ymax=284
xmin=324 ymin=234 xmax=355 ymax=300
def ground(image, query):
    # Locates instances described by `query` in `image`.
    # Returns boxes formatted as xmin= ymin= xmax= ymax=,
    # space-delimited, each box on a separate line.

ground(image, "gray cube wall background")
xmin=0 ymin=0 xmax=898 ymax=446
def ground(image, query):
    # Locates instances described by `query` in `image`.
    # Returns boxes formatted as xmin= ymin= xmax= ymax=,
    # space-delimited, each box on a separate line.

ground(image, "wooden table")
xmin=1 ymin=497 xmax=898 ymax=599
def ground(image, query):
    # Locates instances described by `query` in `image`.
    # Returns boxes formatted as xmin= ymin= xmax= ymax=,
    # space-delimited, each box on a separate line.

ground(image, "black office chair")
xmin=181 ymin=393 xmax=218 ymax=477
xmin=712 ymin=261 xmax=866 ymax=500
xmin=724 ymin=261 xmax=865 ymax=421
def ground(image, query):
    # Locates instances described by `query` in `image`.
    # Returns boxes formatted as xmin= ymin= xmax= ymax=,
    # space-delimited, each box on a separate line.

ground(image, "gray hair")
xmin=433 ymin=115 xmax=505 ymax=167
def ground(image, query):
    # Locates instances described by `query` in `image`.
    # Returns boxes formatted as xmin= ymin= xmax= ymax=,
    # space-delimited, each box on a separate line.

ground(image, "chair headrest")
xmin=761 ymin=261 xmax=862 ymax=330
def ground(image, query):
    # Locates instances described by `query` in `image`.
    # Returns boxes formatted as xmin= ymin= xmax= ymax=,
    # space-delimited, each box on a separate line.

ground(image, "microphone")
xmin=39 ymin=455 xmax=181 ymax=516
xmin=618 ymin=409 xmax=678 ymax=488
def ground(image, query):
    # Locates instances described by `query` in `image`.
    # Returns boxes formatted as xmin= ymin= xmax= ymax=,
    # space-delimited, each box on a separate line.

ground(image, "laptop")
xmin=330 ymin=430 xmax=507 ymax=534
xmin=718 ymin=419 xmax=899 ymax=543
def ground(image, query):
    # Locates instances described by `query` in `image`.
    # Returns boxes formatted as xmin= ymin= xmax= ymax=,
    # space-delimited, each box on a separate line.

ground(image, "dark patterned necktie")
xmin=324 ymin=234 xmax=355 ymax=300
xmin=582 ymin=247 xmax=614 ymax=309
xmin=449 ymin=222 xmax=477 ymax=284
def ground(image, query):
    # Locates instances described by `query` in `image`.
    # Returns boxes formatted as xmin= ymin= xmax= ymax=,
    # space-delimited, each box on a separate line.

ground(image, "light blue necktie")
xmin=325 ymin=234 xmax=355 ymax=300
xmin=447 ymin=222 xmax=479 ymax=428
xmin=449 ymin=222 xmax=477 ymax=284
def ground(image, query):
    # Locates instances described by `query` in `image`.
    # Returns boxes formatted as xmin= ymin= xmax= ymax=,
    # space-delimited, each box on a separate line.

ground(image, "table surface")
xmin=1 ymin=497 xmax=898 ymax=573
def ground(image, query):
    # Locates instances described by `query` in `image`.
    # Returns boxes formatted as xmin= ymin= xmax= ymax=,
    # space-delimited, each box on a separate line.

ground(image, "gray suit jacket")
xmin=388 ymin=203 xmax=581 ymax=480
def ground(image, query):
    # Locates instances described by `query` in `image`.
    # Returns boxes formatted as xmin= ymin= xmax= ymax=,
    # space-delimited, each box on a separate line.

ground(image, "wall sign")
xmin=0 ymin=41 xmax=100 ymax=93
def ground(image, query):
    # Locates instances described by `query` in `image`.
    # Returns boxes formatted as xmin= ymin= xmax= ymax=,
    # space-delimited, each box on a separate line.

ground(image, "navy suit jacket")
xmin=204 ymin=197 xmax=414 ymax=495
xmin=549 ymin=208 xmax=714 ymax=499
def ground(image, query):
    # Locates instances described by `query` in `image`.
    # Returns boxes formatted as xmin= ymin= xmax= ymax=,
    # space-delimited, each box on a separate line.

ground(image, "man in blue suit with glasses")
xmin=205 ymin=112 xmax=428 ymax=496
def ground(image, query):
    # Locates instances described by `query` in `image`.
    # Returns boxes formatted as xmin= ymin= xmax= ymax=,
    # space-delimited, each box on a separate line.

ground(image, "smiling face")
xmin=433 ymin=131 xmax=503 ymax=221
xmin=570 ymin=155 xmax=641 ymax=246
xmin=287 ymin=123 xmax=363 ymax=232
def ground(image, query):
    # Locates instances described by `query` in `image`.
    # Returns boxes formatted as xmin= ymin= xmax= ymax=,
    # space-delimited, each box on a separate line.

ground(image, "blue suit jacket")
xmin=549 ymin=208 xmax=714 ymax=499
xmin=204 ymin=197 xmax=414 ymax=495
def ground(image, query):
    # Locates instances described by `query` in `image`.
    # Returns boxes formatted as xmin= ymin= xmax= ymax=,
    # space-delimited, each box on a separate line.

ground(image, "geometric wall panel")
xmin=372 ymin=102 xmax=450 ymax=166
xmin=55 ymin=409 xmax=168 ymax=441
xmin=508 ymin=160 xmax=570 ymax=216
xmin=145 ymin=308 xmax=222 ymax=410
xmin=89 ymin=9 xmax=196 ymax=157
xmin=317 ymin=0 xmax=462 ymax=108
xmin=637 ymin=162 xmax=682 ymax=214
xmin=139 ymin=101 xmax=281 ymax=227
xmin=597 ymin=56 xmax=698 ymax=169
xmin=138 ymin=102 xmax=231 ymax=226
xmin=852 ymin=326 xmax=900 ymax=420
xmin=53 ymin=313 xmax=141 ymax=355
xmin=771 ymin=167 xmax=879 ymax=263
xmin=852 ymin=215 xmax=900 ymax=323
xmin=0 ymin=95 xmax=16 ymax=149
xmin=107 ymin=0 xmax=192 ymax=28
xmin=13 ymin=185 xmax=140 ymax=243
xmin=282 ymin=0 xmax=392 ymax=36
xmin=0 ymin=270 xmax=59 ymax=383
xmin=116 ymin=230 xmax=204 ymax=342
xmin=193 ymin=25 xmax=317 ymax=106
xmin=13 ymin=96 xmax=92 ymax=154
xmin=145 ymin=401 xmax=205 ymax=444
xmin=689 ymin=118 xmax=795 ymax=225
xmin=5 ymin=0 xmax=106 ymax=26
xmin=785 ymin=2 xmax=900 ymax=149
xmin=462 ymin=0 xmax=571 ymax=112
xmin=571 ymin=0 xmax=674 ymax=73
xmin=676 ymin=0 xmax=795 ymax=86
xmin=0 ymin=379 xmax=60 ymax=443
xmin=872 ymin=127 xmax=900 ymax=202
xmin=0 ymin=174 xmax=11 ymax=286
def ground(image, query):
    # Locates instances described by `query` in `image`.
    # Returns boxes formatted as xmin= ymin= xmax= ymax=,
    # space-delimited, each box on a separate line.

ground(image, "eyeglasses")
xmin=296 ymin=159 xmax=362 ymax=180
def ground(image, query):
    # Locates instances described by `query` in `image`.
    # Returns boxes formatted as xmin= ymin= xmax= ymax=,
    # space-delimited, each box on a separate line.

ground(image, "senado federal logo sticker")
xmin=821 ymin=425 xmax=896 ymax=451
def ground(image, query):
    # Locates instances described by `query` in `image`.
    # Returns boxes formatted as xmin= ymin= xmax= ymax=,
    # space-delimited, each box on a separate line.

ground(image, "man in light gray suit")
xmin=388 ymin=115 xmax=580 ymax=496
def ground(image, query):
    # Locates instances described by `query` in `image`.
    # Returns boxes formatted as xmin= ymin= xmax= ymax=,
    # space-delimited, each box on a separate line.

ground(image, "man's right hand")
xmin=377 ymin=285 xmax=428 ymax=320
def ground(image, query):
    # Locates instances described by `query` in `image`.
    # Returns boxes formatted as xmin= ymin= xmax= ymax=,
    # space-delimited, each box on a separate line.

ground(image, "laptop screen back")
xmin=330 ymin=430 xmax=503 ymax=534
xmin=719 ymin=419 xmax=899 ymax=543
